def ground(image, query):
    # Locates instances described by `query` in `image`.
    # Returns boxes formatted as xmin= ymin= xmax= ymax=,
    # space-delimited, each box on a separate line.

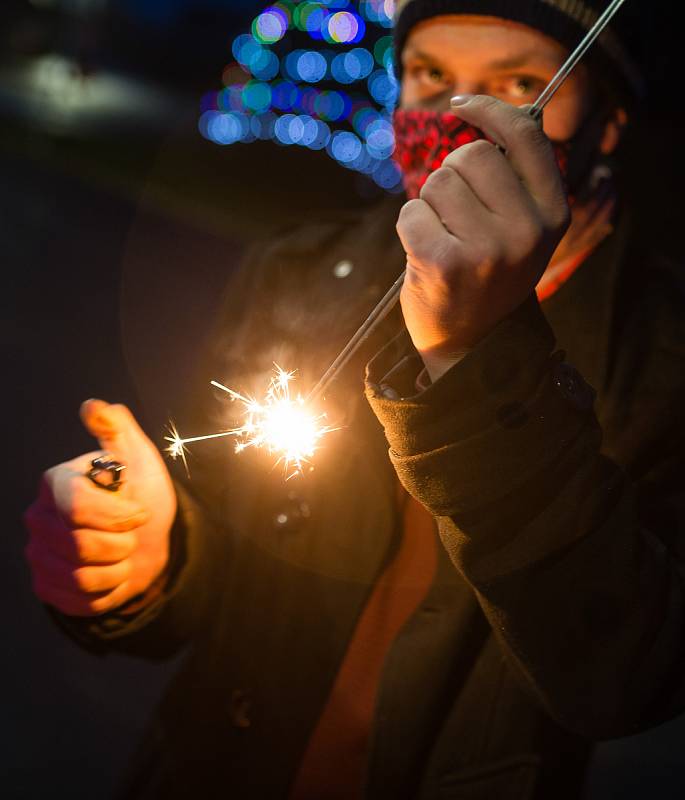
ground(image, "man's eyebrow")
xmin=403 ymin=46 xmax=560 ymax=72
xmin=401 ymin=47 xmax=446 ymax=66
xmin=485 ymin=52 xmax=561 ymax=71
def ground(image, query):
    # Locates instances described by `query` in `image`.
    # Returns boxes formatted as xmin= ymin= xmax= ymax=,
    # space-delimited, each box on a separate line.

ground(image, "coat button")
xmin=333 ymin=260 xmax=354 ymax=278
xmin=272 ymin=491 xmax=311 ymax=532
xmin=551 ymin=362 xmax=595 ymax=411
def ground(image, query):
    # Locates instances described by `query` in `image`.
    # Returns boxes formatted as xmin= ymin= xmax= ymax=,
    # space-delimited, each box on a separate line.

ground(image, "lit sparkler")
xmin=165 ymin=366 xmax=336 ymax=478
xmin=166 ymin=0 xmax=627 ymax=481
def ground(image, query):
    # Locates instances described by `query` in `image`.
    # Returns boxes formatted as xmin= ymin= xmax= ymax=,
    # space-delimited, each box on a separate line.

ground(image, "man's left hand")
xmin=396 ymin=95 xmax=570 ymax=382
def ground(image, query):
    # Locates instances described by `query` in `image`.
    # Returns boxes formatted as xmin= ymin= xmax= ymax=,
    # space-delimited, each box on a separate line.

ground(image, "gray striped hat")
xmin=393 ymin=0 xmax=647 ymax=104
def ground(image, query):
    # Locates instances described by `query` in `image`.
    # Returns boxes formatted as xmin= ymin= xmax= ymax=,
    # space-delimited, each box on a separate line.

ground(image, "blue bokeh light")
xmin=330 ymin=130 xmax=363 ymax=163
xmin=331 ymin=47 xmax=375 ymax=83
xmin=365 ymin=118 xmax=395 ymax=158
xmin=372 ymin=158 xmax=404 ymax=190
xmin=201 ymin=111 xmax=252 ymax=145
xmin=204 ymin=1 xmax=404 ymax=194
xmin=250 ymin=111 xmax=274 ymax=139
xmin=254 ymin=8 xmax=289 ymax=44
xmin=250 ymin=49 xmax=280 ymax=81
xmin=368 ymin=68 xmax=399 ymax=107
xmin=295 ymin=50 xmax=328 ymax=82
xmin=360 ymin=0 xmax=394 ymax=28
xmin=274 ymin=113 xmax=296 ymax=144
xmin=326 ymin=11 xmax=365 ymax=44
xmin=271 ymin=80 xmax=300 ymax=111
xmin=301 ymin=6 xmax=328 ymax=40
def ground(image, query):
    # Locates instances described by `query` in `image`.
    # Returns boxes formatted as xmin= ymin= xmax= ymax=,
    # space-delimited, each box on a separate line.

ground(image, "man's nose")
xmin=451 ymin=79 xmax=481 ymax=98
xmin=426 ymin=81 xmax=481 ymax=112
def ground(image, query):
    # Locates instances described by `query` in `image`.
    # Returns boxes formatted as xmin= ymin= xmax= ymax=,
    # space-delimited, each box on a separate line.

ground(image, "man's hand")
xmin=396 ymin=95 xmax=570 ymax=382
xmin=24 ymin=400 xmax=177 ymax=617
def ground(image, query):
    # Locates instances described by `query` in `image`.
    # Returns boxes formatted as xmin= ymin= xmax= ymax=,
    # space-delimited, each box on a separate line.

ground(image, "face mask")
xmin=393 ymin=108 xmax=572 ymax=200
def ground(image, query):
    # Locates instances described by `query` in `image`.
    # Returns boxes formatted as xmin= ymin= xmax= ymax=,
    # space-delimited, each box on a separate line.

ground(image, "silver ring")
xmin=87 ymin=456 xmax=126 ymax=492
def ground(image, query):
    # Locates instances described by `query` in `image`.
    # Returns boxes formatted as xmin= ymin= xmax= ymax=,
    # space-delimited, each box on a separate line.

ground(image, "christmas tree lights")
xmin=198 ymin=0 xmax=403 ymax=192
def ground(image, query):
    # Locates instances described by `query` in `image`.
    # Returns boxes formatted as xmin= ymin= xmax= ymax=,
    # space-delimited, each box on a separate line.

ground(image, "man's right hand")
xmin=24 ymin=400 xmax=177 ymax=617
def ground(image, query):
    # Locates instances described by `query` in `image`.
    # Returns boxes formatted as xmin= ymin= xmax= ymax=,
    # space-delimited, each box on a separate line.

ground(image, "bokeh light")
xmin=326 ymin=11 xmax=365 ymax=44
xmin=360 ymin=0 xmax=395 ymax=27
xmin=296 ymin=50 xmax=328 ymax=82
xmin=365 ymin=118 xmax=395 ymax=158
xmin=254 ymin=8 xmax=289 ymax=44
xmin=242 ymin=80 xmax=273 ymax=113
xmin=330 ymin=130 xmax=363 ymax=163
xmin=201 ymin=1 xmax=404 ymax=194
xmin=368 ymin=68 xmax=399 ymax=107
xmin=373 ymin=35 xmax=394 ymax=68
xmin=251 ymin=49 xmax=281 ymax=81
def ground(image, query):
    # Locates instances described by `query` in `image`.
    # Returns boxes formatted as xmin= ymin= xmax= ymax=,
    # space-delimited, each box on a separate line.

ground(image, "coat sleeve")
xmin=365 ymin=295 xmax=685 ymax=740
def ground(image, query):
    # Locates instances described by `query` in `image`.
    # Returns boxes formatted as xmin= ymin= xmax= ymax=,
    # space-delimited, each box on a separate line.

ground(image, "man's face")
xmin=400 ymin=14 xmax=594 ymax=142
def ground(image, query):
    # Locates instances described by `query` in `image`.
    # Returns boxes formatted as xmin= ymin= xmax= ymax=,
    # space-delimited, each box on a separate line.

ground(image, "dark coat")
xmin=58 ymin=195 xmax=685 ymax=800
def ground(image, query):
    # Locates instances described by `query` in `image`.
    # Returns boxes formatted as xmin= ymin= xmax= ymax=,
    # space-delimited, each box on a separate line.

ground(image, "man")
xmin=24 ymin=1 xmax=685 ymax=798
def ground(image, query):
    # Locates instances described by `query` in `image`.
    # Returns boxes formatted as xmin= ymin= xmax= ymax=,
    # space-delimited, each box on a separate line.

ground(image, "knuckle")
xmin=88 ymin=593 xmax=117 ymax=615
xmin=120 ymin=560 xmax=133 ymax=581
xmin=65 ymin=482 xmax=85 ymax=523
xmin=396 ymin=198 xmax=422 ymax=229
xmin=118 ymin=533 xmax=138 ymax=558
xmin=448 ymin=139 xmax=494 ymax=168
xmin=72 ymin=531 xmax=96 ymax=564
xmin=421 ymin=166 xmax=453 ymax=196
xmin=73 ymin=566 xmax=98 ymax=593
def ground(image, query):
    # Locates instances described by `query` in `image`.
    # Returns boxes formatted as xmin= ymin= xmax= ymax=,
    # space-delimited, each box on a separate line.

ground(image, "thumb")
xmin=80 ymin=399 xmax=147 ymax=456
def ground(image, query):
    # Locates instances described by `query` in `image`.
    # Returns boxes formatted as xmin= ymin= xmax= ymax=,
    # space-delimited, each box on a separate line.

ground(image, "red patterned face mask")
xmin=393 ymin=109 xmax=571 ymax=200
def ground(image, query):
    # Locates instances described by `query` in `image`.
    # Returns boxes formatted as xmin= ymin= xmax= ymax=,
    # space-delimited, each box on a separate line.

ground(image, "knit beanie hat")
xmin=393 ymin=0 xmax=647 ymax=106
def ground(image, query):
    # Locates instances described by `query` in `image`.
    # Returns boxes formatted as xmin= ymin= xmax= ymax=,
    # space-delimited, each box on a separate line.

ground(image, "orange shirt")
xmin=290 ymin=491 xmax=438 ymax=799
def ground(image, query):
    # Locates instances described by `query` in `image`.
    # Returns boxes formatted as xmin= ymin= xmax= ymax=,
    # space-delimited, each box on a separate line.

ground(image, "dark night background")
xmin=3 ymin=1 xmax=685 ymax=798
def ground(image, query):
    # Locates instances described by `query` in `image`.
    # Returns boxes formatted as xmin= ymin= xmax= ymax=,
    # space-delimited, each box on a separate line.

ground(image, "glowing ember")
xmin=165 ymin=366 xmax=335 ymax=478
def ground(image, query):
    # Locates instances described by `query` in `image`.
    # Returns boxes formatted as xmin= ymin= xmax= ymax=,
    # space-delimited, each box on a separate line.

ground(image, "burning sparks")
xmin=165 ymin=366 xmax=336 ymax=478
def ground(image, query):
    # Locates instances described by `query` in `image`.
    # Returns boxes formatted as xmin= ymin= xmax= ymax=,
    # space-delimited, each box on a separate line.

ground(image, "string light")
xmin=199 ymin=0 xmax=403 ymax=193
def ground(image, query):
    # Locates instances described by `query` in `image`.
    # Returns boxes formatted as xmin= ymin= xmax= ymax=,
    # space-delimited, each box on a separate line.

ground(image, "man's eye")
xmin=427 ymin=67 xmax=446 ymax=84
xmin=409 ymin=64 xmax=449 ymax=87
xmin=495 ymin=75 xmax=544 ymax=99
xmin=513 ymin=77 xmax=535 ymax=96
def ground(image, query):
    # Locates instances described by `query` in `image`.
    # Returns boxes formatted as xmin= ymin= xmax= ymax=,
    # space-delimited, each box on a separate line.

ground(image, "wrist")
xmin=419 ymin=348 xmax=470 ymax=383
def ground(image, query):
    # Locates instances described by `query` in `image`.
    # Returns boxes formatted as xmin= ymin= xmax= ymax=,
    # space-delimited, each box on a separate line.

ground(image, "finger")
xmin=33 ymin=452 xmax=107 ymax=514
xmin=80 ymin=399 xmax=147 ymax=461
xmin=27 ymin=543 xmax=132 ymax=594
xmin=442 ymin=139 xmax=537 ymax=220
xmin=396 ymin=199 xmax=465 ymax=272
xmin=24 ymin=505 xmax=137 ymax=565
xmin=450 ymin=95 xmax=567 ymax=222
xmin=32 ymin=576 xmax=132 ymax=617
xmin=44 ymin=467 xmax=149 ymax=532
xmin=419 ymin=163 xmax=492 ymax=240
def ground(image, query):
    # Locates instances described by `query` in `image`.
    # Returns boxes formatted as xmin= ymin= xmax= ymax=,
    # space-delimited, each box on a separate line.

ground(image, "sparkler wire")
xmin=306 ymin=271 xmax=406 ymax=403
xmin=166 ymin=0 xmax=629 ymax=475
xmin=529 ymin=0 xmax=628 ymax=120
xmin=306 ymin=0 xmax=629 ymax=403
